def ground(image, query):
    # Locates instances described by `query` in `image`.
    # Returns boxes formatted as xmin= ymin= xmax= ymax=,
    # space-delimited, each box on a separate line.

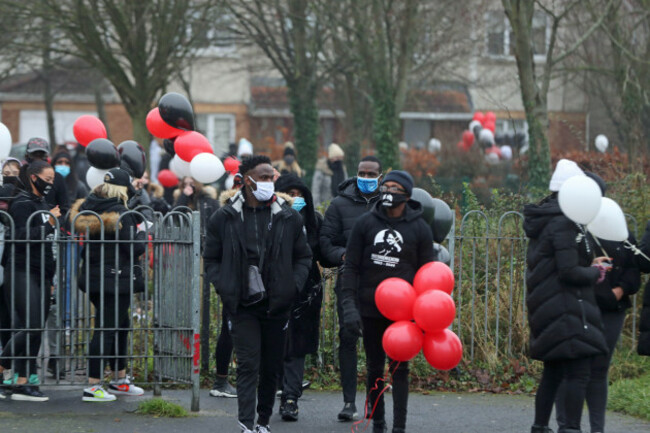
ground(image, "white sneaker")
xmin=238 ymin=421 xmax=254 ymax=433
xmin=108 ymin=376 xmax=144 ymax=396
xmin=255 ymin=424 xmax=271 ymax=433
xmin=83 ymin=385 xmax=116 ymax=402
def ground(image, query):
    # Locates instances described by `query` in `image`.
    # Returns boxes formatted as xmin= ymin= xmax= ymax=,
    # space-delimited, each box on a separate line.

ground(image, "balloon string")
xmin=624 ymin=240 xmax=650 ymax=263
xmin=352 ymin=360 xmax=401 ymax=433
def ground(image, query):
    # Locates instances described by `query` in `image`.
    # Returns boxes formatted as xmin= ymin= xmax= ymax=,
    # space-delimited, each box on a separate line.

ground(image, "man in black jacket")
xmin=319 ymin=155 xmax=382 ymax=421
xmin=203 ymin=155 xmax=312 ymax=433
xmin=24 ymin=137 xmax=70 ymax=216
xmin=340 ymin=170 xmax=435 ymax=433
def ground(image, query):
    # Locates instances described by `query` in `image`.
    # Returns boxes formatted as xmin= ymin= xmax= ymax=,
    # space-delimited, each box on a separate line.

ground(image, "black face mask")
xmin=33 ymin=176 xmax=53 ymax=196
xmin=3 ymin=176 xmax=19 ymax=186
xmin=381 ymin=193 xmax=409 ymax=208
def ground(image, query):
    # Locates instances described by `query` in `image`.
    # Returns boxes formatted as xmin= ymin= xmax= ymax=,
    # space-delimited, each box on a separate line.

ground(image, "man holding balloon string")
xmin=340 ymin=170 xmax=435 ymax=433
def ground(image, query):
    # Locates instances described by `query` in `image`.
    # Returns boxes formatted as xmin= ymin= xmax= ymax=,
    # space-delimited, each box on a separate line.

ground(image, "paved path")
xmin=1 ymin=388 xmax=649 ymax=432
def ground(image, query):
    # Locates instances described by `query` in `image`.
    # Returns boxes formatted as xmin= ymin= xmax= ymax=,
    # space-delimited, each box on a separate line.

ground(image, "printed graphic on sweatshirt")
xmin=371 ymin=229 xmax=403 ymax=267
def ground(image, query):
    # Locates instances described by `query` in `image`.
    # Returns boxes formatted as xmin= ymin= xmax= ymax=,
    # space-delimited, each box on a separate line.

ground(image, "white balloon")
xmin=595 ymin=134 xmax=608 ymax=153
xmin=485 ymin=152 xmax=499 ymax=165
xmin=428 ymin=138 xmax=441 ymax=153
xmin=0 ymin=123 xmax=12 ymax=159
xmin=558 ymin=176 xmax=602 ymax=225
xmin=225 ymin=174 xmax=235 ymax=190
xmin=468 ymin=120 xmax=482 ymax=132
xmin=500 ymin=145 xmax=513 ymax=160
xmin=86 ymin=167 xmax=109 ymax=190
xmin=520 ymin=144 xmax=529 ymax=155
xmin=479 ymin=128 xmax=495 ymax=146
xmin=190 ymin=152 xmax=225 ymax=184
xmin=587 ymin=197 xmax=628 ymax=242
xmin=170 ymin=154 xmax=191 ymax=178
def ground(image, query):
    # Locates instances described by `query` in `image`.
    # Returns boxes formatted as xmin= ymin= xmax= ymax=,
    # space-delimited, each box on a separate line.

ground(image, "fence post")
xmin=191 ymin=211 xmax=201 ymax=412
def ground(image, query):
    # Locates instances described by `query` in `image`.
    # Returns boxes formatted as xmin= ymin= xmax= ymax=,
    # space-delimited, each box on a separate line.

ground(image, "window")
xmin=195 ymin=114 xmax=236 ymax=157
xmin=496 ymin=118 xmax=528 ymax=137
xmin=486 ymin=10 xmax=548 ymax=58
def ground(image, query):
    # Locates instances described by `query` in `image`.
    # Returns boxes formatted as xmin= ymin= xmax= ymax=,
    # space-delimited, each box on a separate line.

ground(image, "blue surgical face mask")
xmin=292 ymin=196 xmax=306 ymax=211
xmin=357 ymin=176 xmax=380 ymax=194
xmin=55 ymin=165 xmax=71 ymax=178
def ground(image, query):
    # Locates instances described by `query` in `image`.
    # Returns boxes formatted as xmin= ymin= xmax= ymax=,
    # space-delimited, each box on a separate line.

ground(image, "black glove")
xmin=342 ymin=301 xmax=362 ymax=337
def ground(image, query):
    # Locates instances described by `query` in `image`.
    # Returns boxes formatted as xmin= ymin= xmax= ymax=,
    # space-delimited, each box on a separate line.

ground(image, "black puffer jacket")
xmin=591 ymin=236 xmax=640 ymax=312
xmin=319 ymin=177 xmax=381 ymax=268
xmin=203 ymin=190 xmax=312 ymax=318
xmin=523 ymin=195 xmax=608 ymax=361
xmin=70 ymin=195 xmax=146 ymax=295
xmin=341 ymin=199 xmax=435 ymax=319
xmin=637 ymin=221 xmax=650 ymax=356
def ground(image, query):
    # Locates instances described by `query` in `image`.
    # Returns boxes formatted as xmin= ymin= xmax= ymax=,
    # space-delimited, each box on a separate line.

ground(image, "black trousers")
xmin=230 ymin=308 xmax=288 ymax=429
xmin=362 ymin=316 xmax=409 ymax=430
xmin=335 ymin=279 xmax=359 ymax=404
xmin=215 ymin=311 xmax=233 ymax=376
xmin=281 ymin=355 xmax=306 ymax=401
xmin=556 ymin=309 xmax=625 ymax=432
xmin=0 ymin=284 xmax=11 ymax=350
xmin=88 ymin=293 xmax=131 ymax=379
xmin=0 ymin=271 xmax=50 ymax=377
xmin=535 ymin=356 xmax=594 ymax=429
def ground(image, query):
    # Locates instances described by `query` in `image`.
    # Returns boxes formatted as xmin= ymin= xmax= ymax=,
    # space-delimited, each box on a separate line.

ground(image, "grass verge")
xmin=608 ymin=372 xmax=650 ymax=421
xmin=135 ymin=398 xmax=189 ymax=418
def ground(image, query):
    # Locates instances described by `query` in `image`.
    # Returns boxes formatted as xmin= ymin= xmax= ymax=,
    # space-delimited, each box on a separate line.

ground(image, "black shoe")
xmin=280 ymin=399 xmax=299 ymax=421
xmin=47 ymin=360 xmax=65 ymax=380
xmin=372 ymin=420 xmax=387 ymax=433
xmin=392 ymin=429 xmax=405 ymax=433
xmin=531 ymin=426 xmax=554 ymax=433
xmin=338 ymin=402 xmax=358 ymax=421
xmin=301 ymin=380 xmax=311 ymax=390
xmin=10 ymin=385 xmax=49 ymax=402
xmin=209 ymin=376 xmax=237 ymax=398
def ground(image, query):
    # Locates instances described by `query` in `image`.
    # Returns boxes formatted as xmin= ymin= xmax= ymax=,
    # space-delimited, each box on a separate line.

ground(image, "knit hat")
xmin=382 ymin=170 xmax=414 ymax=196
xmin=283 ymin=146 xmax=296 ymax=157
xmin=549 ymin=159 xmax=584 ymax=192
xmin=328 ymin=143 xmax=344 ymax=159
xmin=237 ymin=138 xmax=253 ymax=158
xmin=2 ymin=157 xmax=22 ymax=169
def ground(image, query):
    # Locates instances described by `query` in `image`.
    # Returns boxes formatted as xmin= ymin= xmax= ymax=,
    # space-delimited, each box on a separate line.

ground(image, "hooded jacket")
xmin=523 ymin=195 xmax=608 ymax=361
xmin=319 ymin=177 xmax=381 ymax=268
xmin=341 ymin=199 xmax=435 ymax=318
xmin=590 ymin=236 xmax=640 ymax=312
xmin=203 ymin=190 xmax=312 ymax=317
xmin=637 ymin=221 xmax=650 ymax=355
xmin=70 ymin=195 xmax=146 ymax=295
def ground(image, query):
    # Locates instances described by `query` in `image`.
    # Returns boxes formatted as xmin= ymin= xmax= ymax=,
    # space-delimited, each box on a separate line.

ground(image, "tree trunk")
xmin=372 ymin=90 xmax=400 ymax=170
xmin=129 ymin=104 xmax=151 ymax=154
xmin=288 ymin=82 xmax=319 ymax=178
xmin=42 ymin=46 xmax=56 ymax=150
xmin=94 ymin=85 xmax=109 ymax=141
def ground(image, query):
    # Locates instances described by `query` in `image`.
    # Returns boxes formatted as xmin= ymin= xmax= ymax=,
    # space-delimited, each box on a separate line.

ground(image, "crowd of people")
xmin=0 ymin=136 xmax=648 ymax=433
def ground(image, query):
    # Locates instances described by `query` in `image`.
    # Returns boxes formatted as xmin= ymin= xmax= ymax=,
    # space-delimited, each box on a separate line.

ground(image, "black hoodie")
xmin=523 ymin=194 xmax=607 ymax=361
xmin=341 ymin=199 xmax=435 ymax=318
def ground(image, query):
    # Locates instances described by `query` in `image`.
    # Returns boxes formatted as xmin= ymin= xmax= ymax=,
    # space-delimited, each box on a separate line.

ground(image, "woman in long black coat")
xmin=637 ymin=220 xmax=650 ymax=356
xmin=523 ymin=162 xmax=609 ymax=433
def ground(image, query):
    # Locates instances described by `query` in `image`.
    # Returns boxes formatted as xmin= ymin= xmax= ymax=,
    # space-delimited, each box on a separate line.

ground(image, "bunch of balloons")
xmin=375 ymin=262 xmax=462 ymax=370
xmin=147 ymin=92 xmax=224 ymax=184
xmin=456 ymin=112 xmax=514 ymax=164
xmin=0 ymin=122 xmax=13 ymax=160
xmin=72 ymin=116 xmax=147 ymax=188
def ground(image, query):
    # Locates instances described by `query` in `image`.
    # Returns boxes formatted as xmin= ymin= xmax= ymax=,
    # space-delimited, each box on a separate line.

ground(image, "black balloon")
xmin=86 ymin=138 xmax=120 ymax=169
xmin=433 ymin=243 xmax=451 ymax=266
xmin=118 ymin=140 xmax=147 ymax=178
xmin=494 ymin=133 xmax=505 ymax=146
xmin=158 ymin=92 xmax=195 ymax=131
xmin=410 ymin=187 xmax=435 ymax=225
xmin=163 ymin=138 xmax=176 ymax=156
xmin=472 ymin=124 xmax=482 ymax=140
xmin=431 ymin=198 xmax=454 ymax=243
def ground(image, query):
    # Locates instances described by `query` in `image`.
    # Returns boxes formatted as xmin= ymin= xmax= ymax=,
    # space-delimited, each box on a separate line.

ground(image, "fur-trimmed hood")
xmin=315 ymin=157 xmax=333 ymax=176
xmin=172 ymin=185 xmax=218 ymax=202
xmin=69 ymin=197 xmax=124 ymax=236
xmin=146 ymin=182 xmax=165 ymax=199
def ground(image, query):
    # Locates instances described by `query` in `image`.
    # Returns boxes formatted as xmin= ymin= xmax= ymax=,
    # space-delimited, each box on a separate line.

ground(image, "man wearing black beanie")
xmin=340 ymin=170 xmax=435 ymax=433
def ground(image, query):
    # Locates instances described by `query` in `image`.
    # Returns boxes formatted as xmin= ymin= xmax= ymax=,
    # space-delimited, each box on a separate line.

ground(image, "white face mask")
xmin=248 ymin=176 xmax=275 ymax=202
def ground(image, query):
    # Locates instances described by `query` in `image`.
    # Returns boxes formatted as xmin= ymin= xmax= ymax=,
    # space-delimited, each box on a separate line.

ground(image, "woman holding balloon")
xmin=523 ymin=160 xmax=609 ymax=433
xmin=341 ymin=170 xmax=435 ymax=433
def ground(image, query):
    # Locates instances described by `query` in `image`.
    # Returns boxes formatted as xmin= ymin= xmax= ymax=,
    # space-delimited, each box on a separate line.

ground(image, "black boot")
xmin=373 ymin=420 xmax=387 ymax=433
xmin=531 ymin=425 xmax=554 ymax=433
xmin=561 ymin=430 xmax=581 ymax=433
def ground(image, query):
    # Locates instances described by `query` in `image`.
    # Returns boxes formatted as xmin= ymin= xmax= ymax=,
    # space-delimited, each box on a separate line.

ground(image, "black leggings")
xmin=0 ymin=271 xmax=50 ymax=377
xmin=362 ymin=316 xmax=409 ymax=430
xmin=0 ymin=284 xmax=11 ymax=350
xmin=215 ymin=311 xmax=233 ymax=376
xmin=88 ymin=293 xmax=131 ymax=379
xmin=535 ymin=356 xmax=594 ymax=429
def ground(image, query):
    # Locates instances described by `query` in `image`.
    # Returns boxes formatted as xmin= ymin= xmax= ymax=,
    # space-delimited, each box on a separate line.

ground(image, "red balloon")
xmin=483 ymin=120 xmax=496 ymax=133
xmin=422 ymin=329 xmax=463 ymax=370
xmin=413 ymin=290 xmax=456 ymax=332
xmin=157 ymin=169 xmax=178 ymax=188
xmin=375 ymin=278 xmax=417 ymax=321
xmin=382 ymin=321 xmax=423 ymax=362
xmin=413 ymin=262 xmax=455 ymax=295
xmin=224 ymin=157 xmax=241 ymax=175
xmin=73 ymin=115 xmax=107 ymax=147
xmin=174 ymin=131 xmax=213 ymax=162
xmin=485 ymin=111 xmax=497 ymax=122
xmin=486 ymin=146 xmax=502 ymax=158
xmin=462 ymin=130 xmax=475 ymax=148
xmin=146 ymin=108 xmax=183 ymax=139
xmin=472 ymin=112 xmax=485 ymax=125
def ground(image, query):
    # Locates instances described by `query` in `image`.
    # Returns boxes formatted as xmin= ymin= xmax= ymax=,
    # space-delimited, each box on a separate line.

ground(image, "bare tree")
xmin=502 ymin=0 xmax=614 ymax=188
